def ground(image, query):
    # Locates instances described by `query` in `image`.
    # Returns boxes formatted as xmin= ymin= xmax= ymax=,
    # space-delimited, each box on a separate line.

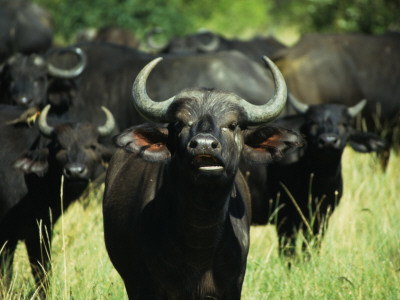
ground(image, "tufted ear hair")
xmin=98 ymin=144 xmax=115 ymax=163
xmin=114 ymin=123 xmax=171 ymax=162
xmin=242 ymin=125 xmax=304 ymax=164
xmin=349 ymin=132 xmax=387 ymax=153
xmin=14 ymin=148 xmax=50 ymax=177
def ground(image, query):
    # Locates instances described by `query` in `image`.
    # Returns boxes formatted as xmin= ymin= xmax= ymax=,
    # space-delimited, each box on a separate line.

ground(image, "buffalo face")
xmin=14 ymin=105 xmax=115 ymax=184
xmin=0 ymin=48 xmax=86 ymax=110
xmin=169 ymin=90 xmax=247 ymax=184
xmin=1 ymin=54 xmax=48 ymax=107
xmin=288 ymin=96 xmax=385 ymax=158
xmin=116 ymin=56 xmax=300 ymax=187
xmin=302 ymin=104 xmax=353 ymax=153
xmin=52 ymin=123 xmax=113 ymax=181
xmin=116 ymin=88 xmax=303 ymax=188
xmin=304 ymin=103 xmax=386 ymax=157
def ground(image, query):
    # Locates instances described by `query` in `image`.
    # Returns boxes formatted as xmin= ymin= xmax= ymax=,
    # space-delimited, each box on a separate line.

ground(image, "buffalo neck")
xmin=300 ymin=147 xmax=344 ymax=200
xmin=159 ymin=157 xmax=237 ymax=266
xmin=304 ymin=147 xmax=343 ymax=179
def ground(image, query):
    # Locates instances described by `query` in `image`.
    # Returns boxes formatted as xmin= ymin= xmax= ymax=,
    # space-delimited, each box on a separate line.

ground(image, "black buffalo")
xmin=75 ymin=25 xmax=140 ymax=48
xmin=1 ymin=42 xmax=278 ymax=132
xmin=147 ymin=28 xmax=287 ymax=62
xmin=77 ymin=42 xmax=278 ymax=130
xmin=244 ymin=95 xmax=386 ymax=256
xmin=273 ymin=32 xmax=400 ymax=167
xmin=0 ymin=104 xmax=115 ymax=290
xmin=103 ymin=57 xmax=302 ymax=299
xmin=0 ymin=0 xmax=53 ymax=63
xmin=0 ymin=47 xmax=87 ymax=109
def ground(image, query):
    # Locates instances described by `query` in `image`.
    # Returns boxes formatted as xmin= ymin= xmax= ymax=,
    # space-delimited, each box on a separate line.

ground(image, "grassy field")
xmin=2 ymin=148 xmax=400 ymax=299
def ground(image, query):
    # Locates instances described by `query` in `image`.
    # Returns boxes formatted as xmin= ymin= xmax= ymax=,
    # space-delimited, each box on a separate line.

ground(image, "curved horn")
xmin=348 ymin=99 xmax=367 ymax=117
xmin=288 ymin=92 xmax=309 ymax=113
xmin=97 ymin=106 xmax=116 ymax=136
xmin=38 ymin=104 xmax=54 ymax=137
xmin=196 ymin=30 xmax=220 ymax=52
xmin=132 ymin=57 xmax=175 ymax=122
xmin=145 ymin=27 xmax=168 ymax=51
xmin=47 ymin=47 xmax=87 ymax=78
xmin=238 ymin=56 xmax=287 ymax=124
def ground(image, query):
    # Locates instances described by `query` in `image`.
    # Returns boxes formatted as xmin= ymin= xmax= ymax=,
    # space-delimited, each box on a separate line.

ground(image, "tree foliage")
xmin=32 ymin=0 xmax=399 ymax=45
xmin=32 ymin=0 xmax=272 ymax=44
xmin=270 ymin=0 xmax=400 ymax=34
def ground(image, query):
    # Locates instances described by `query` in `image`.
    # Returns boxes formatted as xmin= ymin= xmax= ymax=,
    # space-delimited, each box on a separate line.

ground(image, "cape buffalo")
xmin=75 ymin=26 xmax=140 ymax=48
xmin=0 ymin=0 xmax=53 ymax=63
xmin=146 ymin=28 xmax=287 ymax=62
xmin=273 ymin=32 xmax=400 ymax=168
xmin=243 ymin=95 xmax=386 ymax=256
xmin=1 ymin=42 xmax=279 ymax=133
xmin=103 ymin=57 xmax=302 ymax=299
xmin=0 ymin=47 xmax=87 ymax=109
xmin=0 ymin=104 xmax=115 ymax=290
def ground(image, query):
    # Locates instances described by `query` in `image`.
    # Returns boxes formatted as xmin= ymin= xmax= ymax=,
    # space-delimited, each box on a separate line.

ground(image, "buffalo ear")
xmin=349 ymin=132 xmax=387 ymax=153
xmin=114 ymin=124 xmax=171 ymax=162
xmin=14 ymin=148 xmax=49 ymax=176
xmin=242 ymin=126 xmax=304 ymax=164
xmin=95 ymin=144 xmax=115 ymax=163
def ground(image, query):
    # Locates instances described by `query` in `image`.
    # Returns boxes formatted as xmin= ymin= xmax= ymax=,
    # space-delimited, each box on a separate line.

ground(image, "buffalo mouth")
xmin=64 ymin=177 xmax=90 ymax=186
xmin=192 ymin=155 xmax=224 ymax=173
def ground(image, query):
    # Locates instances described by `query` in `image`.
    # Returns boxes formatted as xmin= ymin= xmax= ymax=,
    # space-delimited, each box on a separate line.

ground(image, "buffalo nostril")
xmin=318 ymin=135 xmax=339 ymax=148
xmin=189 ymin=140 xmax=198 ymax=149
xmin=188 ymin=135 xmax=221 ymax=152
xmin=20 ymin=97 xmax=31 ymax=105
xmin=63 ymin=163 xmax=88 ymax=179
xmin=15 ymin=96 xmax=32 ymax=106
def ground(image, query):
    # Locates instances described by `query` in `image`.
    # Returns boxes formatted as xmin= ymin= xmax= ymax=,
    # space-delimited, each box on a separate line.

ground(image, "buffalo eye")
xmin=337 ymin=123 xmax=348 ymax=134
xmin=228 ymin=123 xmax=237 ymax=131
xmin=88 ymin=144 xmax=97 ymax=151
xmin=53 ymin=141 xmax=61 ymax=149
xmin=33 ymin=80 xmax=42 ymax=88
xmin=308 ymin=123 xmax=319 ymax=136
xmin=34 ymin=77 xmax=45 ymax=84
xmin=175 ymin=120 xmax=188 ymax=133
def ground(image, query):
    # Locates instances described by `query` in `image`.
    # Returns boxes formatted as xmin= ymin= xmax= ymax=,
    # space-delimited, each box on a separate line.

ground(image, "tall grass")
xmin=243 ymin=148 xmax=400 ymax=299
xmin=3 ymin=149 xmax=400 ymax=299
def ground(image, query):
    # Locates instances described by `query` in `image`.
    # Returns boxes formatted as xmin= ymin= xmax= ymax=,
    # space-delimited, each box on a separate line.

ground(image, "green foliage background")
xmin=271 ymin=0 xmax=400 ymax=34
xmin=33 ymin=0 xmax=400 ymax=45
xmin=32 ymin=0 xmax=274 ymax=44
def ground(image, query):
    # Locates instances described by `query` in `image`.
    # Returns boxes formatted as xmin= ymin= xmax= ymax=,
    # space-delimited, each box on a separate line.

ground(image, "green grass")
xmin=3 ymin=148 xmax=400 ymax=299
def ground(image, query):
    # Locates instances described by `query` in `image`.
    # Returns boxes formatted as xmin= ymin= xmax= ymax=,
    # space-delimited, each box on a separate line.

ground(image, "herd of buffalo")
xmin=0 ymin=0 xmax=399 ymax=298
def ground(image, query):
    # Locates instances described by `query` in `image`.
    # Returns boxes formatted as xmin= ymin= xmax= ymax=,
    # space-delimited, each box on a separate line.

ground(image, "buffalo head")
xmin=0 ymin=47 xmax=86 ymax=109
xmin=116 ymin=56 xmax=302 ymax=187
xmin=14 ymin=104 xmax=115 ymax=182
xmin=288 ymin=95 xmax=385 ymax=157
xmin=146 ymin=28 xmax=220 ymax=54
xmin=0 ymin=0 xmax=53 ymax=63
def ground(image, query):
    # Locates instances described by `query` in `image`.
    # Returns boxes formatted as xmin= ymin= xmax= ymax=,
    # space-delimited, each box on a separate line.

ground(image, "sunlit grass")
xmin=4 ymin=149 xmax=400 ymax=299
xmin=243 ymin=148 xmax=400 ymax=299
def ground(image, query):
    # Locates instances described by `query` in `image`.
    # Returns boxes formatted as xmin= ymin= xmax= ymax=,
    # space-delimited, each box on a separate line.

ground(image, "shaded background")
xmin=33 ymin=0 xmax=400 ymax=46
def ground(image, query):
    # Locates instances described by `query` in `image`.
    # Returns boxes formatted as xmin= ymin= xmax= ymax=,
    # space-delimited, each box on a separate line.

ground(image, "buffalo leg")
xmin=0 ymin=239 xmax=18 ymax=288
xmin=24 ymin=218 xmax=52 ymax=290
